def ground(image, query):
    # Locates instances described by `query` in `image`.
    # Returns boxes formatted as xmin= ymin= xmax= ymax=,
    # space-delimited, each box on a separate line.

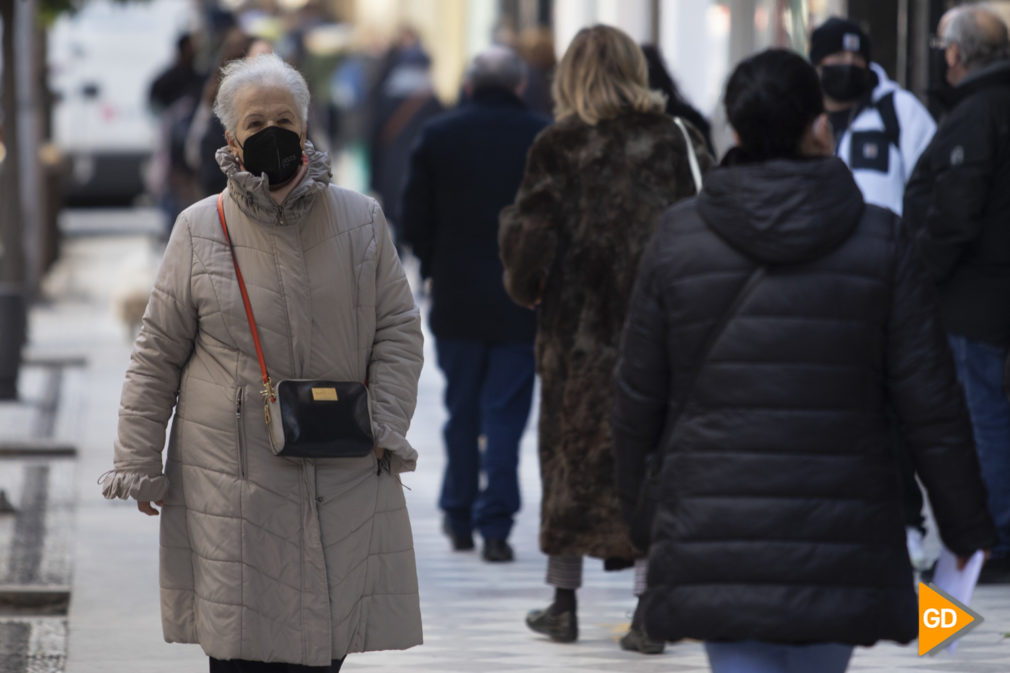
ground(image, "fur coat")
xmin=499 ymin=110 xmax=711 ymax=559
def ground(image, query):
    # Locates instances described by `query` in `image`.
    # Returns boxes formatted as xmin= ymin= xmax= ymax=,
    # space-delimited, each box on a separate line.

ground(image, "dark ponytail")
xmin=724 ymin=49 xmax=824 ymax=161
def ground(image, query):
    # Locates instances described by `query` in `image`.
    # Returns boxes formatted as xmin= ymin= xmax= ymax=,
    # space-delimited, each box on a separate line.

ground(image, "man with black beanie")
xmin=809 ymin=17 xmax=935 ymax=217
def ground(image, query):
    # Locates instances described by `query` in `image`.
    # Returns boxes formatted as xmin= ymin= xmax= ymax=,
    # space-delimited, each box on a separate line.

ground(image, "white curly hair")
xmin=213 ymin=53 xmax=311 ymax=134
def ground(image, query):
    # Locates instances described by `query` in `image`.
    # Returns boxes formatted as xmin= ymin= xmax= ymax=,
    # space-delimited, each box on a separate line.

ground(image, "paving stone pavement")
xmin=18 ymin=209 xmax=1010 ymax=672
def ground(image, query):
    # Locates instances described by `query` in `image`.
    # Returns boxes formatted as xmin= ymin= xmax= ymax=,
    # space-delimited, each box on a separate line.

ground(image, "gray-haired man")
xmin=904 ymin=5 xmax=1010 ymax=583
xmin=400 ymin=47 xmax=550 ymax=562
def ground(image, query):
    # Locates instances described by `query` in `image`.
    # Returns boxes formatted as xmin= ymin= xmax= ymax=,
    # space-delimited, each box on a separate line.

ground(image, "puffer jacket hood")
xmin=215 ymin=140 xmax=331 ymax=227
xmin=698 ymin=155 xmax=864 ymax=265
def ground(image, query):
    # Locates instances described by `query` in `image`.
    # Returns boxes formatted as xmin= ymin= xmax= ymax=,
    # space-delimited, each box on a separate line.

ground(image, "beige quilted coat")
xmin=101 ymin=144 xmax=424 ymax=665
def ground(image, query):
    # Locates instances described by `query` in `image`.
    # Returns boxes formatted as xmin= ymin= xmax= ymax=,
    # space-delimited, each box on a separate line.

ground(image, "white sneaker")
xmin=906 ymin=526 xmax=929 ymax=571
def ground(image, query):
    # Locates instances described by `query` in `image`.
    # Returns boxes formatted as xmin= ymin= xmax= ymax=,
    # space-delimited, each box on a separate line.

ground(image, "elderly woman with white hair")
xmin=100 ymin=53 xmax=424 ymax=672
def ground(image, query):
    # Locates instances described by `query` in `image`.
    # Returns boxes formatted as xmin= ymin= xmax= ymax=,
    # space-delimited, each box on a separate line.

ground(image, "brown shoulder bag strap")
xmin=216 ymin=192 xmax=275 ymax=403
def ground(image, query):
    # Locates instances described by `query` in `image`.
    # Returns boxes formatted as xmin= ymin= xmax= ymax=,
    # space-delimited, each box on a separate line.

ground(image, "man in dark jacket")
xmin=149 ymin=33 xmax=202 ymax=112
xmin=369 ymin=41 xmax=443 ymax=237
xmin=613 ymin=49 xmax=995 ymax=666
xmin=400 ymin=46 xmax=550 ymax=562
xmin=904 ymin=5 xmax=1010 ymax=582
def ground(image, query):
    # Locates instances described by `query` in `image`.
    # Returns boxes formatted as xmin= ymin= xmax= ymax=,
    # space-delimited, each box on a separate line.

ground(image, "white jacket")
xmin=836 ymin=63 xmax=936 ymax=216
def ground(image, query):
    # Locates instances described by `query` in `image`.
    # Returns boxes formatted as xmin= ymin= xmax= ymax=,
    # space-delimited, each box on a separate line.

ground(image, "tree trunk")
xmin=0 ymin=0 xmax=27 ymax=400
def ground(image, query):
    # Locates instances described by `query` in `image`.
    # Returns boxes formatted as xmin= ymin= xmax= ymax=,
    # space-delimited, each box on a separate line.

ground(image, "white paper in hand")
xmin=931 ymin=546 xmax=985 ymax=653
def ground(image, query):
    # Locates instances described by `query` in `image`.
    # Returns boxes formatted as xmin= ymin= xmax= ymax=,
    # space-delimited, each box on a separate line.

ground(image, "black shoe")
xmin=526 ymin=607 xmax=577 ymax=643
xmin=978 ymin=556 xmax=1010 ymax=584
xmin=441 ymin=518 xmax=474 ymax=551
xmin=482 ymin=538 xmax=514 ymax=562
xmin=620 ymin=625 xmax=665 ymax=654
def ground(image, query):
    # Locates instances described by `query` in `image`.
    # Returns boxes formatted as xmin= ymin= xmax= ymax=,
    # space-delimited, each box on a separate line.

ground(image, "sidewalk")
xmin=19 ymin=209 xmax=1009 ymax=672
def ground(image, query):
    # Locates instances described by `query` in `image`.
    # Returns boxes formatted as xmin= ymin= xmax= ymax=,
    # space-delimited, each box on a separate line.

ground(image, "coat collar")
xmin=953 ymin=59 xmax=1010 ymax=105
xmin=216 ymin=140 xmax=332 ymax=226
xmin=468 ymin=86 xmax=525 ymax=108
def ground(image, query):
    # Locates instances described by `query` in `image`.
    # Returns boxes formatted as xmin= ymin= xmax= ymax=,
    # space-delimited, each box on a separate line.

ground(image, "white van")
xmin=48 ymin=0 xmax=198 ymax=204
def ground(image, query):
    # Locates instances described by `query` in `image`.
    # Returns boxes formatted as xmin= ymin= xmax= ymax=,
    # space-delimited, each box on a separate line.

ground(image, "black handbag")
xmin=217 ymin=193 xmax=375 ymax=459
xmin=629 ymin=264 xmax=766 ymax=549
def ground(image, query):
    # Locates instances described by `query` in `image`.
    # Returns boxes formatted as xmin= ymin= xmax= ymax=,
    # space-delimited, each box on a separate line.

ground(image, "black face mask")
xmin=820 ymin=64 xmax=875 ymax=102
xmin=239 ymin=126 xmax=303 ymax=185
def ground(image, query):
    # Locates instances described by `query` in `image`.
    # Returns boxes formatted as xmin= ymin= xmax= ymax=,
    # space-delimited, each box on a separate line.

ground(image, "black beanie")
xmin=809 ymin=17 xmax=872 ymax=65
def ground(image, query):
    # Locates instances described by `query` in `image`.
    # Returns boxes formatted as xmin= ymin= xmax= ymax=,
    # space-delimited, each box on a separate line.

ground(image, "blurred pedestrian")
xmin=499 ymin=24 xmax=711 ymax=652
xmin=401 ymin=46 xmax=549 ymax=563
xmin=612 ymin=48 xmax=996 ymax=673
xmin=904 ymin=5 xmax=1010 ymax=584
xmin=146 ymin=32 xmax=206 ymax=230
xmin=101 ymin=53 xmax=423 ymax=671
xmin=185 ymin=29 xmax=273 ymax=198
xmin=809 ymin=16 xmax=939 ymax=572
xmin=810 ymin=18 xmax=936 ymax=216
xmin=149 ymin=33 xmax=203 ymax=112
xmin=368 ymin=33 xmax=443 ymax=237
xmin=640 ymin=43 xmax=713 ymax=153
xmin=517 ymin=27 xmax=556 ymax=117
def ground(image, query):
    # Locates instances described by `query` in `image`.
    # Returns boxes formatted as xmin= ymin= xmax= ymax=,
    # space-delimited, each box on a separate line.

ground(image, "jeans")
xmin=436 ymin=339 xmax=535 ymax=541
xmin=948 ymin=335 xmax=1010 ymax=557
xmin=705 ymin=641 xmax=853 ymax=673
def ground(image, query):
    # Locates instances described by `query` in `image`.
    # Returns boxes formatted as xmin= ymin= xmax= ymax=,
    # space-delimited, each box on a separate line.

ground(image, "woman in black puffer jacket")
xmin=612 ymin=49 xmax=997 ymax=673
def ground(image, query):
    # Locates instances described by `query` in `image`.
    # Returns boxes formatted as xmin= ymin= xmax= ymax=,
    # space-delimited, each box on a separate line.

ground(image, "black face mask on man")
xmin=239 ymin=126 xmax=303 ymax=185
xmin=820 ymin=64 xmax=875 ymax=102
xmin=927 ymin=46 xmax=957 ymax=109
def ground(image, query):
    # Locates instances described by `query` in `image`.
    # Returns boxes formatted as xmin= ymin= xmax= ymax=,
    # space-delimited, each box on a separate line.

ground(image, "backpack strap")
xmin=875 ymin=91 xmax=901 ymax=152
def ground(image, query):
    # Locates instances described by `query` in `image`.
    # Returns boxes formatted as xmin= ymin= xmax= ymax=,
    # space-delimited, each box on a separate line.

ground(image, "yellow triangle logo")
xmin=918 ymin=582 xmax=983 ymax=656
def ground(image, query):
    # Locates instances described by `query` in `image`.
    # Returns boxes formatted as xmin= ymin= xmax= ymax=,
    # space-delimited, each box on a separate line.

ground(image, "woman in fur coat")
xmin=498 ymin=24 xmax=711 ymax=652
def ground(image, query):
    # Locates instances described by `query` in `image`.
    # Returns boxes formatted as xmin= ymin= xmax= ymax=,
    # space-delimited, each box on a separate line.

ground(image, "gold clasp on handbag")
xmin=260 ymin=378 xmax=276 ymax=425
xmin=311 ymin=387 xmax=338 ymax=401
xmin=260 ymin=378 xmax=276 ymax=402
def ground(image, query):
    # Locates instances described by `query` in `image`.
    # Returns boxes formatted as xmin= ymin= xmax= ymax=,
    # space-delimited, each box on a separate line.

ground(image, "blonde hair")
xmin=552 ymin=25 xmax=665 ymax=125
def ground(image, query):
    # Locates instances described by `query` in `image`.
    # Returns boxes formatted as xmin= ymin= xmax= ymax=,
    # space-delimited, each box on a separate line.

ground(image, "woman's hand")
xmin=374 ymin=445 xmax=385 ymax=459
xmin=138 ymin=500 xmax=164 ymax=516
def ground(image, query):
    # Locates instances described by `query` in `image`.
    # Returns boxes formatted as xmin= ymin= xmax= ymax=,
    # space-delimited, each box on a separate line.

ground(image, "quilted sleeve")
xmin=102 ymin=215 xmax=198 ymax=501
xmin=367 ymin=201 xmax=424 ymax=472
xmin=885 ymin=218 xmax=998 ymax=556
xmin=612 ymin=238 xmax=671 ymax=520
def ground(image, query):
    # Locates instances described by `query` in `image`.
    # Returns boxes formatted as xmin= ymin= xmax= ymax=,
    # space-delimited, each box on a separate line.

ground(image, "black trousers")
xmin=209 ymin=657 xmax=344 ymax=672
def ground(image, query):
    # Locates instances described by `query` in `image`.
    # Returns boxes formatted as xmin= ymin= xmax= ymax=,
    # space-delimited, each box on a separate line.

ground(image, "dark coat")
xmin=903 ymin=60 xmax=1010 ymax=346
xmin=613 ymin=155 xmax=997 ymax=645
xmin=499 ymin=111 xmax=711 ymax=559
xmin=368 ymin=58 xmax=444 ymax=230
xmin=400 ymin=88 xmax=550 ymax=342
